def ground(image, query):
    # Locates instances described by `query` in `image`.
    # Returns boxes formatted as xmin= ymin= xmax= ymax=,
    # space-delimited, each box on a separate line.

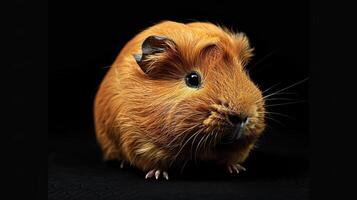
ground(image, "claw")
xmin=227 ymin=163 xmax=246 ymax=174
xmin=155 ymin=170 xmax=161 ymax=179
xmin=163 ymin=171 xmax=169 ymax=180
xmin=235 ymin=164 xmax=246 ymax=171
xmin=145 ymin=169 xmax=169 ymax=180
xmin=120 ymin=161 xmax=125 ymax=169
xmin=231 ymin=164 xmax=240 ymax=173
xmin=145 ymin=170 xmax=155 ymax=179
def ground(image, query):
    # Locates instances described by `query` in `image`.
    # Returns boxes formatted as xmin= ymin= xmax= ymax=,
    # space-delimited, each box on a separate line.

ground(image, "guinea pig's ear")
xmin=134 ymin=35 xmax=176 ymax=74
xmin=231 ymin=33 xmax=254 ymax=66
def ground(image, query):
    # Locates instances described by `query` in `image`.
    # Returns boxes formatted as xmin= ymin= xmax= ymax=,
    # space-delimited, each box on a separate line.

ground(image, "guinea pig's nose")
xmin=220 ymin=114 xmax=248 ymax=145
xmin=228 ymin=114 xmax=248 ymax=126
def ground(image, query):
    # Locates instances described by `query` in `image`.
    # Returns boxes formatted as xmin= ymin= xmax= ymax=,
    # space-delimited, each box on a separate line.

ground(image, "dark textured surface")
xmin=48 ymin=131 xmax=309 ymax=200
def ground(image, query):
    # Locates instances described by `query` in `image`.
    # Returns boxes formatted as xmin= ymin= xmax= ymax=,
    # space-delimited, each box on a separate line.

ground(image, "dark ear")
xmin=134 ymin=35 xmax=176 ymax=74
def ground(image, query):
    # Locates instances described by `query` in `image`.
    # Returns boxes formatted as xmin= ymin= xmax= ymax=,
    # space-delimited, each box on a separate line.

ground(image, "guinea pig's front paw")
xmin=227 ymin=163 xmax=247 ymax=174
xmin=145 ymin=169 xmax=169 ymax=180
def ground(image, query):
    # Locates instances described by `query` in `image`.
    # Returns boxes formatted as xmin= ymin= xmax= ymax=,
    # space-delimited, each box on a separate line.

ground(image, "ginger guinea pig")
xmin=94 ymin=21 xmax=265 ymax=180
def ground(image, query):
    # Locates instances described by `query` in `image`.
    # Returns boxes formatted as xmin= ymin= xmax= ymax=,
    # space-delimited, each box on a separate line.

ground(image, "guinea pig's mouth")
xmin=219 ymin=121 xmax=247 ymax=145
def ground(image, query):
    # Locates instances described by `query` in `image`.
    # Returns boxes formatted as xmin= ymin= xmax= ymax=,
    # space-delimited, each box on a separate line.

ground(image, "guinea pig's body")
xmin=94 ymin=21 xmax=265 ymax=179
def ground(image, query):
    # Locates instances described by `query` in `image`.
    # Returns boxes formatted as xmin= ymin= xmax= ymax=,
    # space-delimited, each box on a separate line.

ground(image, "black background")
xmin=48 ymin=0 xmax=310 ymax=199
xmin=6 ymin=0 xmax=357 ymax=199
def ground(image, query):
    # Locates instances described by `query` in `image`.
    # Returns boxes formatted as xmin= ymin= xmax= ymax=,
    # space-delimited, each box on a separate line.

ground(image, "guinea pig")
xmin=94 ymin=21 xmax=265 ymax=180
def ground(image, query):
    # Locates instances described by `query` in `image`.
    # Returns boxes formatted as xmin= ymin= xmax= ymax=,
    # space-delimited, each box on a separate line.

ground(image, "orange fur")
xmin=94 ymin=21 xmax=265 ymax=173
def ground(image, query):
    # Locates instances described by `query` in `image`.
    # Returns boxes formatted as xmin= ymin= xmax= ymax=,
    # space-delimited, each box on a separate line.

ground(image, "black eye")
xmin=185 ymin=71 xmax=201 ymax=88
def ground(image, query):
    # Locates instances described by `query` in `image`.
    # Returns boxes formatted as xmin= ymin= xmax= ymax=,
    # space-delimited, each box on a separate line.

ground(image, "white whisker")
xmin=263 ymin=78 xmax=309 ymax=100
xmin=264 ymin=116 xmax=285 ymax=126
xmin=265 ymin=100 xmax=306 ymax=107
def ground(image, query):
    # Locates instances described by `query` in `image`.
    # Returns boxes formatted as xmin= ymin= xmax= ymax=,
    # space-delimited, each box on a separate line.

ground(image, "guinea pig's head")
xmin=130 ymin=22 xmax=265 ymax=160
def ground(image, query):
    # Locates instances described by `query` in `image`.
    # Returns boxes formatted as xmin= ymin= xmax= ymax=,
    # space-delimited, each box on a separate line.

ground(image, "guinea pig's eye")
xmin=185 ymin=71 xmax=202 ymax=88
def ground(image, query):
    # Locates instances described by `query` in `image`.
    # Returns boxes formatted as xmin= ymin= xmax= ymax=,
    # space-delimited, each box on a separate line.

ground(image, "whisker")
xmin=264 ymin=116 xmax=286 ymax=127
xmin=190 ymin=129 xmax=202 ymax=157
xmin=102 ymin=65 xmax=111 ymax=69
xmin=262 ymin=82 xmax=281 ymax=94
xmin=165 ymin=123 xmax=200 ymax=148
xmin=212 ymin=129 xmax=219 ymax=148
xmin=264 ymin=111 xmax=296 ymax=120
xmin=248 ymin=50 xmax=275 ymax=72
xmin=208 ymin=131 xmax=215 ymax=149
xmin=203 ymin=133 xmax=212 ymax=157
xmin=195 ymin=134 xmax=208 ymax=163
xmin=264 ymin=97 xmax=297 ymax=101
xmin=170 ymin=129 xmax=203 ymax=167
xmin=262 ymin=77 xmax=309 ymax=100
xmin=210 ymin=129 xmax=219 ymax=148
xmin=180 ymin=159 xmax=189 ymax=175
xmin=265 ymin=100 xmax=306 ymax=108
xmin=255 ymin=91 xmax=299 ymax=104
xmin=262 ymin=122 xmax=274 ymax=131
